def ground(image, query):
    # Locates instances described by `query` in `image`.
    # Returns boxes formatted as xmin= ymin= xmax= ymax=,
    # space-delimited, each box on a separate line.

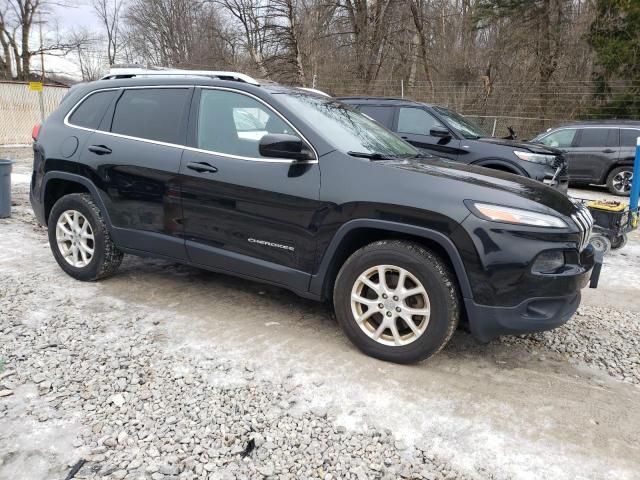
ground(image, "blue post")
xmin=630 ymin=138 xmax=640 ymax=225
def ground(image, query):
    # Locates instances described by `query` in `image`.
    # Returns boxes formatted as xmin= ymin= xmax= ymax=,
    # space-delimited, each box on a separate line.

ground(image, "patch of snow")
xmin=11 ymin=173 xmax=31 ymax=185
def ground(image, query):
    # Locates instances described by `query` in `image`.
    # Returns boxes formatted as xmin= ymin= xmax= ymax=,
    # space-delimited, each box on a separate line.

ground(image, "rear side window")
xmin=110 ymin=88 xmax=190 ymax=144
xmin=620 ymin=129 xmax=640 ymax=147
xmin=576 ymin=128 xmax=616 ymax=148
xmin=68 ymin=90 xmax=117 ymax=129
xmin=397 ymin=107 xmax=444 ymax=135
xmin=358 ymin=106 xmax=395 ymax=128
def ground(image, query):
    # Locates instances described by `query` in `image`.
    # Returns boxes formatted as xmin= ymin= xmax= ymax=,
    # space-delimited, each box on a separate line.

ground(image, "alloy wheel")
xmin=56 ymin=210 xmax=95 ymax=268
xmin=350 ymin=264 xmax=431 ymax=346
xmin=612 ymin=170 xmax=633 ymax=194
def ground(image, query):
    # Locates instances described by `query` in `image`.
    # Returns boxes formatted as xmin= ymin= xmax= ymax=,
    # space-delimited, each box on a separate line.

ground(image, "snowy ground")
xmin=1 ymin=147 xmax=639 ymax=480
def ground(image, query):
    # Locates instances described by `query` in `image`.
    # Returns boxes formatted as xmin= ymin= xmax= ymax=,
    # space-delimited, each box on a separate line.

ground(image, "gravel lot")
xmin=1 ymin=146 xmax=640 ymax=480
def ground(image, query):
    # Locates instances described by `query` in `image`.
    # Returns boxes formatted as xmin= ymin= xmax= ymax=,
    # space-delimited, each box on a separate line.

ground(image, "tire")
xmin=610 ymin=233 xmax=627 ymax=250
xmin=589 ymin=234 xmax=611 ymax=255
xmin=606 ymin=167 xmax=633 ymax=196
xmin=333 ymin=240 xmax=460 ymax=364
xmin=48 ymin=193 xmax=123 ymax=281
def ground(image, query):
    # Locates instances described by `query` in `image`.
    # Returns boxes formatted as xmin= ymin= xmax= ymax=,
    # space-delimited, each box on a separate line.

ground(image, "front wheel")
xmin=48 ymin=193 xmax=123 ymax=281
xmin=589 ymin=234 xmax=611 ymax=255
xmin=333 ymin=240 xmax=460 ymax=363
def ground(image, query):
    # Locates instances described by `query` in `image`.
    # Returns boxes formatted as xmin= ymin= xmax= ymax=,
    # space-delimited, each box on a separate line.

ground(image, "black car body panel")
xmin=339 ymin=97 xmax=569 ymax=193
xmin=31 ymin=77 xmax=597 ymax=342
xmin=531 ymin=120 xmax=640 ymax=185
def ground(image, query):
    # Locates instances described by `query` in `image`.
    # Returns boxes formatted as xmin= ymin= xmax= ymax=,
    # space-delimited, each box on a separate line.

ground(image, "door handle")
xmin=602 ymin=149 xmax=615 ymax=153
xmin=88 ymin=145 xmax=112 ymax=155
xmin=186 ymin=161 xmax=218 ymax=173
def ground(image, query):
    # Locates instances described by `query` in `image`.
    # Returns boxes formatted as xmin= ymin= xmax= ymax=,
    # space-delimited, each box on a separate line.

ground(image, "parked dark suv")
xmin=340 ymin=97 xmax=569 ymax=192
xmin=30 ymin=69 xmax=598 ymax=363
xmin=531 ymin=120 xmax=639 ymax=196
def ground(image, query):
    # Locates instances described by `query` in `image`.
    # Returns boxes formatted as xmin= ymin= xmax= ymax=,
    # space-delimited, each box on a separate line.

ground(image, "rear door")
xmin=570 ymin=128 xmax=618 ymax=183
xmin=395 ymin=106 xmax=461 ymax=159
xmin=82 ymin=86 xmax=192 ymax=260
xmin=179 ymin=87 xmax=324 ymax=291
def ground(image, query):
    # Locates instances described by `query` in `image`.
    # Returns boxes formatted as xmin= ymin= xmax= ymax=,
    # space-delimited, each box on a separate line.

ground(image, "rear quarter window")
xmin=68 ymin=90 xmax=117 ymax=129
xmin=110 ymin=88 xmax=191 ymax=144
xmin=620 ymin=129 xmax=640 ymax=147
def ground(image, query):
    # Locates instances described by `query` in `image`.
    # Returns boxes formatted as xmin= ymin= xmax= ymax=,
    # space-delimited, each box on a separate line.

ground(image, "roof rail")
xmin=100 ymin=67 xmax=260 ymax=85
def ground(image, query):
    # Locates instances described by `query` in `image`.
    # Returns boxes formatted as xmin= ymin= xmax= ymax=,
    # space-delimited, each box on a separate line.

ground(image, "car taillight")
xmin=32 ymin=123 xmax=41 ymax=141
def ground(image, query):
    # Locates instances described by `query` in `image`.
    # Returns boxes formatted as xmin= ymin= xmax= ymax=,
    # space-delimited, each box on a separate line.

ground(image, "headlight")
xmin=513 ymin=150 xmax=556 ymax=165
xmin=468 ymin=202 xmax=568 ymax=228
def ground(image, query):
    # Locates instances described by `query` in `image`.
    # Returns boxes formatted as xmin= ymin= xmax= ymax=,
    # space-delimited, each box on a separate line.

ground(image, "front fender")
xmin=308 ymin=218 xmax=473 ymax=300
xmin=471 ymin=158 xmax=527 ymax=176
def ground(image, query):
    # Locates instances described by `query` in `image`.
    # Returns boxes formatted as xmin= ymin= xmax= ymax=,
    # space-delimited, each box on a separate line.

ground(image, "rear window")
xmin=358 ymin=106 xmax=395 ymax=128
xmin=68 ymin=90 xmax=117 ymax=129
xmin=110 ymin=88 xmax=190 ymax=144
xmin=620 ymin=129 xmax=640 ymax=147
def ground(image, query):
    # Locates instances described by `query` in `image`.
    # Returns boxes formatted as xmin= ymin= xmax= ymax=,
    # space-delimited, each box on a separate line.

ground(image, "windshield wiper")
xmin=347 ymin=151 xmax=396 ymax=160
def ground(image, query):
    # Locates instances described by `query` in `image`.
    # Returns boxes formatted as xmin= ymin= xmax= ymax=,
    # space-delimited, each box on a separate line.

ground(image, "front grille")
xmin=571 ymin=204 xmax=594 ymax=251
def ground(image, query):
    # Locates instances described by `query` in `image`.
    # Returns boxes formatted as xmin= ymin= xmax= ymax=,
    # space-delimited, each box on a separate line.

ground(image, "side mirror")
xmin=259 ymin=133 xmax=314 ymax=161
xmin=430 ymin=126 xmax=451 ymax=138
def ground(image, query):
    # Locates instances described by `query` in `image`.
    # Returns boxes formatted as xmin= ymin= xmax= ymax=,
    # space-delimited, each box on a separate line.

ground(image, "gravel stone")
xmin=1 ymin=152 xmax=637 ymax=480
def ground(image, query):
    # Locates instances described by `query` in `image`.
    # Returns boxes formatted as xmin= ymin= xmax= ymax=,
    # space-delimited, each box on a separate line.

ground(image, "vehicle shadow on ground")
xmin=111 ymin=254 xmax=579 ymax=376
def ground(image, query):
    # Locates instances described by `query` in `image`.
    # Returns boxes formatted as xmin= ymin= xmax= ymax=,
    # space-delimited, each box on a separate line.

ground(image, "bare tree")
xmin=216 ymin=0 xmax=268 ymax=77
xmin=92 ymin=0 xmax=123 ymax=65
xmin=69 ymin=28 xmax=106 ymax=80
xmin=409 ymin=0 xmax=433 ymax=94
xmin=333 ymin=0 xmax=399 ymax=88
xmin=0 ymin=4 xmax=15 ymax=78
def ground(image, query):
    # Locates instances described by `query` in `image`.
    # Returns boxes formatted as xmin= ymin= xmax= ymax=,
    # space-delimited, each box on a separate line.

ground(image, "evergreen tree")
xmin=589 ymin=0 xmax=640 ymax=117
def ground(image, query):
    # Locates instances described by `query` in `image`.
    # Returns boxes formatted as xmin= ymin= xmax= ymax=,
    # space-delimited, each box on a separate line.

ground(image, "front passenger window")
xmin=539 ymin=128 xmax=576 ymax=148
xmin=197 ymin=89 xmax=295 ymax=158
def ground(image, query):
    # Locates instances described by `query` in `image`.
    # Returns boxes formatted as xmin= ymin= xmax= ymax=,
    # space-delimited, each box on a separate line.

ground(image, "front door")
xmin=180 ymin=87 xmax=324 ymax=291
xmin=395 ymin=107 xmax=461 ymax=159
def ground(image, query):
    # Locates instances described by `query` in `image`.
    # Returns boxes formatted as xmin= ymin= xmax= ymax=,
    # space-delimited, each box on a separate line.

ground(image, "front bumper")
xmin=466 ymin=246 xmax=601 ymax=342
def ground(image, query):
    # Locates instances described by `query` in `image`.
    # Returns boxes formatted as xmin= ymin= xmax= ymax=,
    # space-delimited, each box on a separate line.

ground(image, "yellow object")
xmin=28 ymin=82 xmax=43 ymax=92
xmin=586 ymin=200 xmax=626 ymax=212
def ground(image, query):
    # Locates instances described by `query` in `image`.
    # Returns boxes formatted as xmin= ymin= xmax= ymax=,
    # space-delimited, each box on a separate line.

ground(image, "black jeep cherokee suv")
xmin=339 ymin=97 xmax=569 ymax=193
xmin=30 ymin=72 xmax=598 ymax=363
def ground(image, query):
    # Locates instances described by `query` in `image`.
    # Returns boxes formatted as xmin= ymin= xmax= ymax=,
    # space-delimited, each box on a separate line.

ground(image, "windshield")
xmin=276 ymin=92 xmax=418 ymax=157
xmin=433 ymin=106 xmax=486 ymax=139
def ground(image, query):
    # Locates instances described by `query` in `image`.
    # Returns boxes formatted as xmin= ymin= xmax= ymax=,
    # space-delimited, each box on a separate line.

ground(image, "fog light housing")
xmin=532 ymin=251 xmax=565 ymax=274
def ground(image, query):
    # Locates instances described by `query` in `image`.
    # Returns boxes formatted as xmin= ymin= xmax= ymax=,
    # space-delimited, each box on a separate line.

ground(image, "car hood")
xmin=384 ymin=156 xmax=575 ymax=217
xmin=476 ymin=137 xmax=560 ymax=155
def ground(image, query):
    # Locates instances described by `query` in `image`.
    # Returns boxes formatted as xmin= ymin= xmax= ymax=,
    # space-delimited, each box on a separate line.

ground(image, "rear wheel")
xmin=333 ymin=240 xmax=460 ymax=363
xmin=606 ymin=167 xmax=633 ymax=196
xmin=48 ymin=193 xmax=123 ymax=281
xmin=610 ymin=234 xmax=627 ymax=250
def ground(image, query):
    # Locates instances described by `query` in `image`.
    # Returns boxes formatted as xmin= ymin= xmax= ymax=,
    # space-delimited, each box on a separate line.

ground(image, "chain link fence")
xmin=316 ymin=79 xmax=639 ymax=140
xmin=1 ymin=77 xmax=636 ymax=144
xmin=0 ymin=81 xmax=69 ymax=145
